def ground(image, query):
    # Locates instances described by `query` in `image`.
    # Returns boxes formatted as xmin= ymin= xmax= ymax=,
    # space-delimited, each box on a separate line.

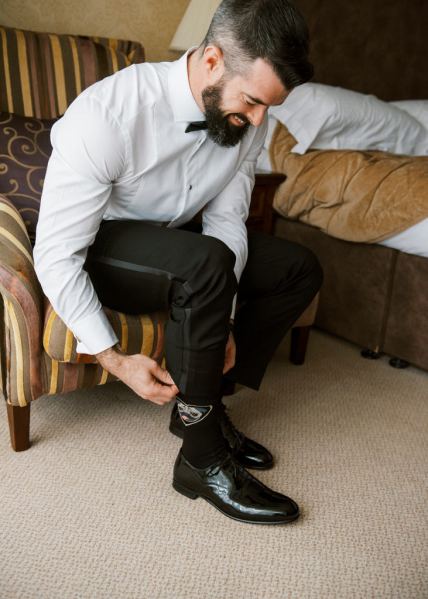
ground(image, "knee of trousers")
xmin=282 ymin=244 xmax=324 ymax=299
xmin=169 ymin=236 xmax=238 ymax=309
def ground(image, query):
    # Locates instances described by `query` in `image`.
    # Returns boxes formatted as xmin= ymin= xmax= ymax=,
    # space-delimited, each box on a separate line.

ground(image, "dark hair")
xmin=202 ymin=0 xmax=313 ymax=90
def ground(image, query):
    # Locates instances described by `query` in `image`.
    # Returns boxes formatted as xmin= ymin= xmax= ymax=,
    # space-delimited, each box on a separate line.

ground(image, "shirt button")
xmin=189 ymin=185 xmax=192 ymax=190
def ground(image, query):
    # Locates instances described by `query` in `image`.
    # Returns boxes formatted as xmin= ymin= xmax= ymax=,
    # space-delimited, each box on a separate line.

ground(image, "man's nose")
xmin=248 ymin=105 xmax=267 ymax=127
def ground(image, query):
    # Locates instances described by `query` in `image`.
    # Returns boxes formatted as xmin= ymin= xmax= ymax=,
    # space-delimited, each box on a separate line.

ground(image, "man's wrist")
xmin=95 ymin=343 xmax=126 ymax=373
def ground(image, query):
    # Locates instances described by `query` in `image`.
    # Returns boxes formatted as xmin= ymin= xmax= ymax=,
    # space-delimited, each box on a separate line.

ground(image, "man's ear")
xmin=202 ymin=45 xmax=225 ymax=84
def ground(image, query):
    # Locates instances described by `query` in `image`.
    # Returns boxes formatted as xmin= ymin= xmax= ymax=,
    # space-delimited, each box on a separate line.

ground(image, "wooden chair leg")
xmin=290 ymin=326 xmax=311 ymax=365
xmin=6 ymin=403 xmax=31 ymax=451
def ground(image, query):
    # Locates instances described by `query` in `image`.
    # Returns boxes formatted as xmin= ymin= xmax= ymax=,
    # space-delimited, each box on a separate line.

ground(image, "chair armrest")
xmin=0 ymin=195 xmax=44 ymax=405
xmin=0 ymin=195 xmax=36 ymax=279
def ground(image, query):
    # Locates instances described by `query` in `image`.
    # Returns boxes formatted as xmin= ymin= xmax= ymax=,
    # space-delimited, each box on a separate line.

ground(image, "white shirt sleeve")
xmin=34 ymin=93 xmax=127 ymax=354
xmin=202 ymin=119 xmax=268 ymax=318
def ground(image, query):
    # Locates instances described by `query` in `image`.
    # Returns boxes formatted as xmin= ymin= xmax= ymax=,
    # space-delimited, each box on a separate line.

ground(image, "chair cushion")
xmin=43 ymin=302 xmax=167 ymax=364
xmin=0 ymin=112 xmax=56 ymax=242
xmin=0 ymin=24 xmax=145 ymax=118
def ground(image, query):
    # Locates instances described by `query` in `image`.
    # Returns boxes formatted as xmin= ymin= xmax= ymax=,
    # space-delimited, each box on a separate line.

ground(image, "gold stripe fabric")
xmin=0 ymin=28 xmax=14 ymax=112
xmin=1 ymin=286 xmax=41 ymax=407
xmin=16 ymin=30 xmax=33 ymax=116
xmin=0 ymin=202 xmax=29 ymax=235
xmin=5 ymin=299 xmax=26 ymax=406
xmin=99 ymin=368 xmax=109 ymax=385
xmin=0 ymin=227 xmax=34 ymax=265
xmin=48 ymin=34 xmax=68 ymax=116
xmin=69 ymin=37 xmax=82 ymax=96
xmin=139 ymin=315 xmax=154 ymax=354
xmin=42 ymin=355 xmax=124 ymax=395
xmin=49 ymin=358 xmax=59 ymax=395
xmin=0 ymin=25 xmax=145 ymax=118
xmin=43 ymin=303 xmax=167 ymax=365
xmin=0 ymin=197 xmax=44 ymax=406
xmin=0 ymin=197 xmax=35 ymax=280
xmin=43 ymin=309 xmax=57 ymax=355
xmin=64 ymin=328 xmax=74 ymax=362
xmin=119 ymin=312 xmax=129 ymax=352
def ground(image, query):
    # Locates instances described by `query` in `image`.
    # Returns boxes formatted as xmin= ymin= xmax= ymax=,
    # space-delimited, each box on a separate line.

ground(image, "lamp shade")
xmin=170 ymin=0 xmax=221 ymax=51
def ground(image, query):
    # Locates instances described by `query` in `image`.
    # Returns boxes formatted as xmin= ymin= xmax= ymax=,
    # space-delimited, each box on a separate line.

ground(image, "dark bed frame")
xmin=273 ymin=0 xmax=428 ymax=371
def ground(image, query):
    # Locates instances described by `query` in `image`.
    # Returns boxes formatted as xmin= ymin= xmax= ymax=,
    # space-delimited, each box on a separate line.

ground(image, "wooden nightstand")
xmin=247 ymin=172 xmax=286 ymax=234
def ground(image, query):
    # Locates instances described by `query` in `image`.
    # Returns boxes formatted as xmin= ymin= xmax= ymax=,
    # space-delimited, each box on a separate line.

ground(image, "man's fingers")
xmin=152 ymin=363 xmax=177 ymax=387
xmin=140 ymin=386 xmax=174 ymax=405
xmin=223 ymin=360 xmax=233 ymax=374
xmin=223 ymin=349 xmax=236 ymax=373
xmin=148 ymin=378 xmax=178 ymax=401
xmin=149 ymin=397 xmax=164 ymax=406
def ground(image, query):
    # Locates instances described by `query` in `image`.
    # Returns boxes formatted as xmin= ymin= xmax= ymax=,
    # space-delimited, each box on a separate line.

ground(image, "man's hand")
xmin=223 ymin=331 xmax=236 ymax=374
xmin=95 ymin=345 xmax=179 ymax=406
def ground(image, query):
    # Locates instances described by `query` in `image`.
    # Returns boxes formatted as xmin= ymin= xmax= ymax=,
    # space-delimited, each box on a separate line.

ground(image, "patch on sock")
xmin=177 ymin=399 xmax=213 ymax=426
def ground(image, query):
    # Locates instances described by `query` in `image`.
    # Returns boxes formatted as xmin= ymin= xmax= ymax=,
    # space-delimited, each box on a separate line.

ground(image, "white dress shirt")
xmin=34 ymin=50 xmax=267 ymax=355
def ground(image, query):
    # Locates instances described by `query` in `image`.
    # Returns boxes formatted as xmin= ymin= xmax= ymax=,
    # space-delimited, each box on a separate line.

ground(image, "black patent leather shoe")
xmin=169 ymin=402 xmax=274 ymax=470
xmin=173 ymin=450 xmax=299 ymax=525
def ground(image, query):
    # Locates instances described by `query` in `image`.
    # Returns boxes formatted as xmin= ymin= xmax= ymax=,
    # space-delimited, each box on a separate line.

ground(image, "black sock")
xmin=177 ymin=395 xmax=228 ymax=468
xmin=220 ymin=376 xmax=236 ymax=397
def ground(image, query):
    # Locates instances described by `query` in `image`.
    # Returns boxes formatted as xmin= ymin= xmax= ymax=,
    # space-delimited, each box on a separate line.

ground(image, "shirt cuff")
xmin=71 ymin=307 xmax=119 ymax=355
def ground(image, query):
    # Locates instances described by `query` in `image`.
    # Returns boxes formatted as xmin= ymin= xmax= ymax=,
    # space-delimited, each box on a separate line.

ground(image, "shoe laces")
xmin=218 ymin=403 xmax=245 ymax=450
xmin=207 ymin=452 xmax=240 ymax=477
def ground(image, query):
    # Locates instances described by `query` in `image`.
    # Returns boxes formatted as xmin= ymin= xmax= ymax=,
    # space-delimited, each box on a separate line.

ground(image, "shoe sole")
xmin=169 ymin=423 xmax=275 ymax=471
xmin=172 ymin=480 xmax=300 ymax=525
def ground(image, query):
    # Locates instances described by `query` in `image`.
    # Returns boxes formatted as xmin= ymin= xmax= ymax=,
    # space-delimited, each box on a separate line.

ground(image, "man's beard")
xmin=201 ymin=82 xmax=250 ymax=147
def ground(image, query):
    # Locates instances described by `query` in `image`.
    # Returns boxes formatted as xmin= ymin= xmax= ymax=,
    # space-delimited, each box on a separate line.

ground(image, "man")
xmin=34 ymin=0 xmax=322 ymax=525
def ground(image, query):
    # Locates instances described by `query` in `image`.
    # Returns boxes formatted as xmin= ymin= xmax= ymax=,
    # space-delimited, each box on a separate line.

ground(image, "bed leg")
xmin=361 ymin=348 xmax=381 ymax=360
xmin=389 ymin=357 xmax=410 ymax=369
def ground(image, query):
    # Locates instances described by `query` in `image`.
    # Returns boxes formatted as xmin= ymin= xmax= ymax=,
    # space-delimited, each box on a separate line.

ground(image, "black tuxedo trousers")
xmin=85 ymin=219 xmax=323 ymax=404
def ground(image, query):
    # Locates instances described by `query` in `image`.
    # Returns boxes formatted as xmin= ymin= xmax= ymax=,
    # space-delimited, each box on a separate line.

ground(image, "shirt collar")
xmin=168 ymin=48 xmax=206 ymax=124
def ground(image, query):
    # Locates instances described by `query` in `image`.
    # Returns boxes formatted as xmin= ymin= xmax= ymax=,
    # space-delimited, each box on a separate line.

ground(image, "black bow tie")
xmin=185 ymin=121 xmax=207 ymax=133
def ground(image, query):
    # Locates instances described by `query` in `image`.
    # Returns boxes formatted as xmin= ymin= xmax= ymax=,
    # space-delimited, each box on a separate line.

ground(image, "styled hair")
xmin=202 ymin=0 xmax=313 ymax=90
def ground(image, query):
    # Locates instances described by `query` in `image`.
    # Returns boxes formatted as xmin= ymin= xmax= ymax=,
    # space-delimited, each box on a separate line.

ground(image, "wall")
xmin=294 ymin=0 xmax=428 ymax=100
xmin=1 ymin=0 xmax=190 ymax=62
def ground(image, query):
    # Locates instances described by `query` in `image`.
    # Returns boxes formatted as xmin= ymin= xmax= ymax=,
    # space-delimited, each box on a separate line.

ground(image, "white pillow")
xmin=390 ymin=100 xmax=428 ymax=132
xmin=268 ymin=83 xmax=428 ymax=156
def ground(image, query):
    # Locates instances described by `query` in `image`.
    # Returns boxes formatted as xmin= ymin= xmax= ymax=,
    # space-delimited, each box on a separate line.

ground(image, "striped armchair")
xmin=0 ymin=25 xmax=318 ymax=452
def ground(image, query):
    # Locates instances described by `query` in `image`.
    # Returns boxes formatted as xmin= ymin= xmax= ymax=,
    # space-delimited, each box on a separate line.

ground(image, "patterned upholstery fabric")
xmin=0 ymin=191 xmax=167 ymax=405
xmin=0 ymin=28 xmax=147 ymax=407
xmin=43 ymin=302 xmax=166 ymax=364
xmin=0 ymin=191 xmax=168 ymax=406
xmin=0 ymin=112 xmax=56 ymax=242
xmin=43 ymin=355 xmax=119 ymax=395
xmin=0 ymin=195 xmax=44 ymax=406
xmin=0 ymin=24 xmax=145 ymax=118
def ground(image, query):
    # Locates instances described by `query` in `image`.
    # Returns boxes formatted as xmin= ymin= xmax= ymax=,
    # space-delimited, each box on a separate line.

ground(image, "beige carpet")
xmin=1 ymin=330 xmax=427 ymax=599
